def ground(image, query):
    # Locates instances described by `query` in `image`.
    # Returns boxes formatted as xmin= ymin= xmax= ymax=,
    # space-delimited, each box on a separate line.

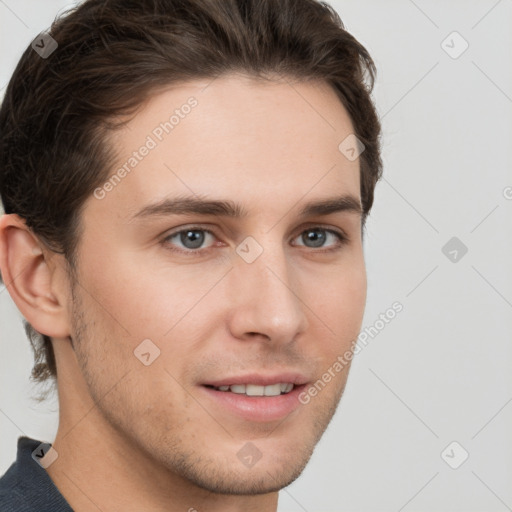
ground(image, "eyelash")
xmin=161 ymin=225 xmax=349 ymax=256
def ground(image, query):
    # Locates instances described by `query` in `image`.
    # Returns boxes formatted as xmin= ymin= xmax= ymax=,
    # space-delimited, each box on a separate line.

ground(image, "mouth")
xmin=204 ymin=382 xmax=295 ymax=397
xmin=200 ymin=374 xmax=309 ymax=422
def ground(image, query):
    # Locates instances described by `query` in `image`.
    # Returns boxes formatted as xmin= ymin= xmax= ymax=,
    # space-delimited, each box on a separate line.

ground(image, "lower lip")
xmin=200 ymin=385 xmax=307 ymax=423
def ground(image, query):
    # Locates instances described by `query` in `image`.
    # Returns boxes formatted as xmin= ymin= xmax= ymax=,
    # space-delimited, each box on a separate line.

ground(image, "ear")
xmin=0 ymin=214 xmax=71 ymax=338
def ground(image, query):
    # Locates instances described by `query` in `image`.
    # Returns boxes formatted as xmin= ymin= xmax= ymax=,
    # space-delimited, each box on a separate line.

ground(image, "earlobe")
xmin=0 ymin=213 xmax=71 ymax=339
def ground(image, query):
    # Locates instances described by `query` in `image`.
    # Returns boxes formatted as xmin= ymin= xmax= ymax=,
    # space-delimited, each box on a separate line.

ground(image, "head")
xmin=0 ymin=0 xmax=381 ymax=496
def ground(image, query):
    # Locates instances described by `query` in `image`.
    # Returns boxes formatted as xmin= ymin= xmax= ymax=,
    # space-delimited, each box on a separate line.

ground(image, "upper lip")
xmin=203 ymin=372 xmax=310 ymax=387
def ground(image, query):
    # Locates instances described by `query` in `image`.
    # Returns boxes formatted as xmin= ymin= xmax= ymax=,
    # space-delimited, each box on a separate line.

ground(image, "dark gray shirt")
xmin=0 ymin=436 xmax=73 ymax=511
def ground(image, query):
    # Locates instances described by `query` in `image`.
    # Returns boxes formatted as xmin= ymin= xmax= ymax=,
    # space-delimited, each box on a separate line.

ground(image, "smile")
xmin=206 ymin=383 xmax=295 ymax=396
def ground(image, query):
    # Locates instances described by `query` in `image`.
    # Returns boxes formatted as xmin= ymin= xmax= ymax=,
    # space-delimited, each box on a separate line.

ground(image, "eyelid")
xmin=298 ymin=222 xmax=349 ymax=239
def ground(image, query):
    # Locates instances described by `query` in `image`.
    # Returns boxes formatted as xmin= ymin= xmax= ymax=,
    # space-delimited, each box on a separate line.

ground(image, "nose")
xmin=226 ymin=242 xmax=309 ymax=346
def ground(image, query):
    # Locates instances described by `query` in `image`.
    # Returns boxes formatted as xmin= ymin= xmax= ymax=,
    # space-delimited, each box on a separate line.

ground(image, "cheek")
xmin=307 ymin=261 xmax=366 ymax=353
xmin=315 ymin=262 xmax=366 ymax=321
xmin=79 ymin=240 xmax=227 ymax=343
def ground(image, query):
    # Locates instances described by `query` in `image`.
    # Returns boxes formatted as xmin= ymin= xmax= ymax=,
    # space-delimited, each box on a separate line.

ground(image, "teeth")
xmin=263 ymin=384 xmax=282 ymax=396
xmin=213 ymin=383 xmax=294 ymax=396
xmin=246 ymin=384 xmax=265 ymax=396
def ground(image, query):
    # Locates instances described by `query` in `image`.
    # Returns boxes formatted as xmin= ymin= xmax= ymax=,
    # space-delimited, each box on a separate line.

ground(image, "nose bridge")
xmin=227 ymin=236 xmax=309 ymax=343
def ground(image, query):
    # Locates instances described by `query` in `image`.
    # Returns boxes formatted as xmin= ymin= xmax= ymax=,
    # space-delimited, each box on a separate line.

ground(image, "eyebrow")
xmin=130 ymin=194 xmax=363 ymax=221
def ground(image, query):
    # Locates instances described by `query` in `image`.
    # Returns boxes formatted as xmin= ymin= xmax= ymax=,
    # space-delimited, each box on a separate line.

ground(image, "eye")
xmin=293 ymin=227 xmax=348 ymax=251
xmin=163 ymin=228 xmax=217 ymax=252
xmin=162 ymin=226 xmax=348 ymax=255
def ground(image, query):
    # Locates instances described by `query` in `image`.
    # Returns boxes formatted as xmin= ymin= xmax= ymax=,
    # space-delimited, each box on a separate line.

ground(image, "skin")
xmin=0 ymin=74 xmax=366 ymax=512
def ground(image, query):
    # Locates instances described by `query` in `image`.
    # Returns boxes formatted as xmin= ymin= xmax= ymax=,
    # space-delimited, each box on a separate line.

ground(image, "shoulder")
xmin=0 ymin=492 xmax=32 ymax=511
xmin=0 ymin=459 xmax=34 ymax=511
xmin=0 ymin=436 xmax=73 ymax=512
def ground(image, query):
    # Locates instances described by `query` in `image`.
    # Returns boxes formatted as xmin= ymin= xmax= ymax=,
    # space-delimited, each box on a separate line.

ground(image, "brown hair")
xmin=0 ymin=0 xmax=382 ymax=400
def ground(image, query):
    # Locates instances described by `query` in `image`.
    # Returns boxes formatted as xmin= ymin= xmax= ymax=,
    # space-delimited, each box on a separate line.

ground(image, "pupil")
xmin=181 ymin=230 xmax=204 ymax=249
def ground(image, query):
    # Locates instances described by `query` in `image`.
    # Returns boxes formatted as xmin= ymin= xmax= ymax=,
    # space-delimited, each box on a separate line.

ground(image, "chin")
xmin=190 ymin=458 xmax=312 ymax=495
xmin=171 ymin=443 xmax=316 ymax=496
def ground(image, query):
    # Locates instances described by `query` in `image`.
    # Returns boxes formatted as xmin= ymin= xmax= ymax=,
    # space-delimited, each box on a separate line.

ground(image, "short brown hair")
xmin=0 ymin=0 xmax=382 ymax=400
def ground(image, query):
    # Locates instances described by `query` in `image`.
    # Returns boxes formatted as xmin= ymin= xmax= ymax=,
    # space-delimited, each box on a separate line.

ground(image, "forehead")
xmin=88 ymin=74 xmax=361 ymax=222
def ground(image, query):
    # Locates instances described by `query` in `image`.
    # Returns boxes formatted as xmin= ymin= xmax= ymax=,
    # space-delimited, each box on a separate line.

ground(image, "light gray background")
xmin=1 ymin=1 xmax=511 ymax=511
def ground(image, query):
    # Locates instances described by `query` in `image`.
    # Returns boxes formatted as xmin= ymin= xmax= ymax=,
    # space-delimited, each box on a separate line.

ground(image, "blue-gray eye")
xmin=163 ymin=226 xmax=346 ymax=255
xmin=177 ymin=229 xmax=208 ymax=249
xmin=295 ymin=228 xmax=346 ymax=249
xmin=302 ymin=229 xmax=327 ymax=248
xmin=163 ymin=228 xmax=216 ymax=253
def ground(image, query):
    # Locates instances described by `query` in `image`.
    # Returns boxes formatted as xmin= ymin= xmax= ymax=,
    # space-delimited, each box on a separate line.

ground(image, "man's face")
xmin=63 ymin=74 xmax=366 ymax=494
